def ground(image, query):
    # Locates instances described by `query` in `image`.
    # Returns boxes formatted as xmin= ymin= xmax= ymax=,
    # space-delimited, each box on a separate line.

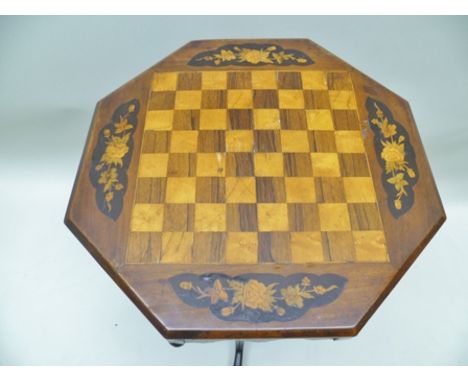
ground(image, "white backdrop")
xmin=0 ymin=16 xmax=467 ymax=365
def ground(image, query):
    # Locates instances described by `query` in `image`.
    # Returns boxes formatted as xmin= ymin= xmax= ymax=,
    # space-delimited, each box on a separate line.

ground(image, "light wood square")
xmin=318 ymin=203 xmax=351 ymax=231
xmin=201 ymin=71 xmax=227 ymax=89
xmin=131 ymin=204 xmax=164 ymax=232
xmin=251 ymin=71 xmax=278 ymax=89
xmin=353 ymin=231 xmax=388 ymax=262
xmin=194 ymin=204 xmax=226 ymax=232
xmin=226 ymin=233 xmax=258 ymax=264
xmin=165 ymin=177 xmax=196 ymax=203
xmin=306 ymin=110 xmax=334 ymax=131
xmin=329 ymin=90 xmax=357 ymax=109
xmin=226 ymin=177 xmax=256 ymax=203
xmin=161 ymin=232 xmax=193 ymax=263
xmin=254 ymin=153 xmax=284 ymax=176
xmin=301 ymin=71 xmax=328 ymax=90
xmin=145 ymin=110 xmax=173 ymax=131
xmin=285 ymin=177 xmax=316 ymax=202
xmin=199 ymin=109 xmax=227 ymax=130
xmin=174 ymin=91 xmax=202 ymax=109
xmin=343 ymin=177 xmax=376 ymax=203
xmin=170 ymin=131 xmax=198 ymax=153
xmin=152 ymin=72 xmax=177 ymax=91
xmin=138 ymin=153 xmax=168 ymax=177
xmin=227 ymin=90 xmax=253 ymax=109
xmin=280 ymin=131 xmax=310 ymax=152
xmin=278 ymin=90 xmax=305 ymax=109
xmin=196 ymin=153 xmax=226 ymax=176
xmin=335 ymin=131 xmax=365 ymax=153
xmin=290 ymin=232 xmax=324 ymax=263
xmin=253 ymin=109 xmax=281 ymax=130
xmin=226 ymin=131 xmax=254 ymax=152
xmin=257 ymin=203 xmax=289 ymax=231
xmin=311 ymin=153 xmax=341 ymax=177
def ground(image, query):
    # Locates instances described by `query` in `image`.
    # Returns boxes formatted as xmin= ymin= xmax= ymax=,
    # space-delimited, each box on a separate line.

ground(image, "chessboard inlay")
xmin=126 ymin=70 xmax=389 ymax=265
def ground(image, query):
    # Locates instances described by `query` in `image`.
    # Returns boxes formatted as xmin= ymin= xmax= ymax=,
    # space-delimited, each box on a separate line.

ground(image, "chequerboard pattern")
xmin=126 ymin=70 xmax=389 ymax=265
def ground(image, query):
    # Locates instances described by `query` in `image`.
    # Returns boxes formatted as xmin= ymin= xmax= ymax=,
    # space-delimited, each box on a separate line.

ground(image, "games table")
xmin=65 ymin=39 xmax=445 ymax=365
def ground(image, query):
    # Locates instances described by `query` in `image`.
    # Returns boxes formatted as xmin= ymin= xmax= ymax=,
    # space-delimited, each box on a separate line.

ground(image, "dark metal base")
xmin=169 ymin=340 xmax=185 ymax=348
xmin=169 ymin=339 xmax=244 ymax=365
xmin=233 ymin=341 xmax=244 ymax=366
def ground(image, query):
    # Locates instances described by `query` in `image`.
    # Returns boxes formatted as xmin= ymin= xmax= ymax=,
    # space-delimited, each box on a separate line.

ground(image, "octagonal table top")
xmin=65 ymin=39 xmax=445 ymax=340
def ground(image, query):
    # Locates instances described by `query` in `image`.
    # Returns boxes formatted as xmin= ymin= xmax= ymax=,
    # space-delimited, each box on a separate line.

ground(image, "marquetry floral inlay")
xmin=170 ymin=273 xmax=346 ymax=322
xmin=366 ymin=97 xmax=418 ymax=218
xmin=89 ymin=99 xmax=140 ymax=220
xmin=188 ymin=43 xmax=314 ymax=67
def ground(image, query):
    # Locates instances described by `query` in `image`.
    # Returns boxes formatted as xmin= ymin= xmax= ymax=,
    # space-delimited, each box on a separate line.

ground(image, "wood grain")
xmin=66 ymin=39 xmax=445 ymax=340
xmin=126 ymin=69 xmax=389 ymax=266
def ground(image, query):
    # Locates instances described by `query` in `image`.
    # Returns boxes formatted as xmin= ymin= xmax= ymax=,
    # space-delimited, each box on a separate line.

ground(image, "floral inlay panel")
xmin=89 ymin=99 xmax=140 ymax=220
xmin=170 ymin=273 xmax=346 ymax=323
xmin=188 ymin=43 xmax=314 ymax=67
xmin=366 ymin=97 xmax=418 ymax=218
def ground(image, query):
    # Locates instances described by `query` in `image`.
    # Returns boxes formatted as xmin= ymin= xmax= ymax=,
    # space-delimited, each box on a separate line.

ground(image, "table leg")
xmin=233 ymin=340 xmax=244 ymax=366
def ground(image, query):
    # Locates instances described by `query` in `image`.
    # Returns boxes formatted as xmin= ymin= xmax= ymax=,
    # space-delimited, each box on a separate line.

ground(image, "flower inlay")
xmin=366 ymin=97 xmax=418 ymax=218
xmin=89 ymin=99 xmax=140 ymax=220
xmin=188 ymin=43 xmax=314 ymax=67
xmin=170 ymin=273 xmax=346 ymax=322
